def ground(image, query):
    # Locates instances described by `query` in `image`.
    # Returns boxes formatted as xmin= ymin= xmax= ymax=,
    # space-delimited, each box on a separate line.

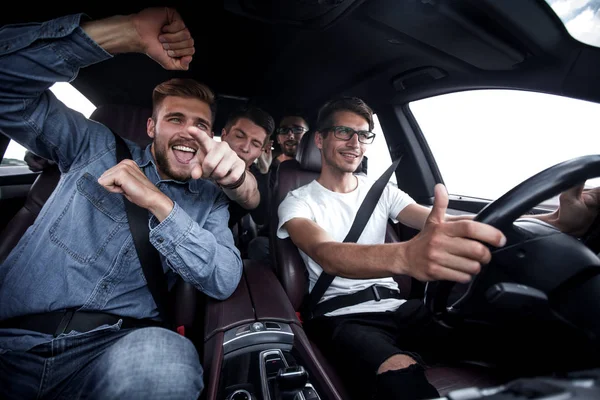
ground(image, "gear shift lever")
xmin=275 ymin=365 xmax=308 ymax=400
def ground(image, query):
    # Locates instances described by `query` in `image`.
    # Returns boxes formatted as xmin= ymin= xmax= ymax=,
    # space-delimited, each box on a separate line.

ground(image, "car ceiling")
xmin=2 ymin=0 xmax=600 ymax=122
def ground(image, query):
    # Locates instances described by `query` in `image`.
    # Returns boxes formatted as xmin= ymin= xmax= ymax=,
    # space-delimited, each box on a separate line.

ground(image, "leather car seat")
xmin=269 ymin=130 xmax=505 ymax=397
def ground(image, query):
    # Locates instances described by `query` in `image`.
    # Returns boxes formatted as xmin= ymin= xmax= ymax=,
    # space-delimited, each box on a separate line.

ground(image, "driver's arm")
xmin=284 ymin=217 xmax=409 ymax=279
xmin=281 ymin=184 xmax=506 ymax=283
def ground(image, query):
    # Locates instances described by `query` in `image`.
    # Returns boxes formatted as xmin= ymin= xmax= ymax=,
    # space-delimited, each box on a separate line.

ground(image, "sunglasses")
xmin=276 ymin=126 xmax=308 ymax=136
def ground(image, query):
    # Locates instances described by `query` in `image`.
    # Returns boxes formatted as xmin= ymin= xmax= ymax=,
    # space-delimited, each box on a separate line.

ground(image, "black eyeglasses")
xmin=276 ymin=126 xmax=307 ymax=136
xmin=323 ymin=126 xmax=376 ymax=144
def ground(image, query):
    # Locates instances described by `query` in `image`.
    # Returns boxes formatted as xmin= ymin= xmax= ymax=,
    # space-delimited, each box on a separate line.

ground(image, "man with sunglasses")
xmin=245 ymin=114 xmax=310 ymax=264
xmin=277 ymin=96 xmax=600 ymax=400
xmin=267 ymin=114 xmax=310 ymax=190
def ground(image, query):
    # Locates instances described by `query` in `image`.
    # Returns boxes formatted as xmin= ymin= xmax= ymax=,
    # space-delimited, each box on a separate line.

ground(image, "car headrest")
xmin=90 ymin=104 xmax=153 ymax=148
xmin=296 ymin=130 xmax=322 ymax=172
xmin=295 ymin=130 xmax=366 ymax=174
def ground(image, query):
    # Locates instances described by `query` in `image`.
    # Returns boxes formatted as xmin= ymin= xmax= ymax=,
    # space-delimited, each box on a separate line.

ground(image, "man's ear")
xmin=147 ymin=118 xmax=156 ymax=139
xmin=315 ymin=131 xmax=324 ymax=150
xmin=221 ymin=127 xmax=227 ymax=138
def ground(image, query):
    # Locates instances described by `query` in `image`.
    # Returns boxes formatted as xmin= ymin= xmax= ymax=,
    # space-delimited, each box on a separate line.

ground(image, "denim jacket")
xmin=0 ymin=14 xmax=243 ymax=352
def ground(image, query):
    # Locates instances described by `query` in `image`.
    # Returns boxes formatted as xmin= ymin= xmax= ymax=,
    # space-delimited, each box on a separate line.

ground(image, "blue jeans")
xmin=0 ymin=326 xmax=203 ymax=400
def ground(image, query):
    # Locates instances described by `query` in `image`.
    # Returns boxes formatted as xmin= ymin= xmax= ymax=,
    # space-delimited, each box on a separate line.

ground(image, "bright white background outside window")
xmin=546 ymin=0 xmax=600 ymax=48
xmin=3 ymin=83 xmax=97 ymax=163
xmin=409 ymin=89 xmax=600 ymax=202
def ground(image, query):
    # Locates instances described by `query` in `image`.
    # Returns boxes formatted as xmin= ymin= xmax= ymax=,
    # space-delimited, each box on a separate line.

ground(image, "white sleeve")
xmin=277 ymin=191 xmax=314 ymax=239
xmin=386 ymin=184 xmax=416 ymax=223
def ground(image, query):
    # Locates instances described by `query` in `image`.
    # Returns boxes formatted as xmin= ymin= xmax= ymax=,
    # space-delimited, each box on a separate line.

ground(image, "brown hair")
xmin=152 ymin=78 xmax=217 ymax=123
xmin=315 ymin=96 xmax=374 ymax=135
xmin=224 ymin=105 xmax=275 ymax=144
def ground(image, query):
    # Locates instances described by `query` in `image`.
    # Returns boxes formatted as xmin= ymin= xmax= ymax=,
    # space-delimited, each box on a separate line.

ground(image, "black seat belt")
xmin=112 ymin=131 xmax=171 ymax=328
xmin=302 ymin=156 xmax=402 ymax=320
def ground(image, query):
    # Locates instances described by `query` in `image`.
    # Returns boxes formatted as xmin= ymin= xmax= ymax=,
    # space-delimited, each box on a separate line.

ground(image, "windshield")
xmin=545 ymin=0 xmax=600 ymax=47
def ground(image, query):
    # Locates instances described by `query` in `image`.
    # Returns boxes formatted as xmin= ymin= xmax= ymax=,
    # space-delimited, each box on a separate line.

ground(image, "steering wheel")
xmin=424 ymin=155 xmax=600 ymax=329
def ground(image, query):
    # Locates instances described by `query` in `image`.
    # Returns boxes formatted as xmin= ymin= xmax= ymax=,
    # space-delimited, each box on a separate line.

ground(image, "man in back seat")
xmin=266 ymin=113 xmax=310 ymax=191
xmin=218 ymin=106 xmax=274 ymax=229
xmin=277 ymin=96 xmax=600 ymax=400
xmin=246 ymin=113 xmax=310 ymax=264
xmin=0 ymin=7 xmax=246 ymax=400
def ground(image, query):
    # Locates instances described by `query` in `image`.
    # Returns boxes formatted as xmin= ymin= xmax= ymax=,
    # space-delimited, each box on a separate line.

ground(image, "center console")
xmin=202 ymin=260 xmax=344 ymax=400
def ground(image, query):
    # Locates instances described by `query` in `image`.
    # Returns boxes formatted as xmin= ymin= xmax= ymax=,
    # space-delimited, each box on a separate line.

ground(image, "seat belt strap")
xmin=112 ymin=131 xmax=172 ymax=328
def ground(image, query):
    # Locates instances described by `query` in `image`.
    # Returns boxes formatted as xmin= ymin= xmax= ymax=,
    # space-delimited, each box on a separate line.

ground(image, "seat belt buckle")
xmin=372 ymin=286 xmax=381 ymax=302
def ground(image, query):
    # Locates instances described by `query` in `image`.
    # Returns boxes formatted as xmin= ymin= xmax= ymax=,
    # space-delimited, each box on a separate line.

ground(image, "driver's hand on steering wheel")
xmin=403 ymin=184 xmax=507 ymax=283
xmin=548 ymin=184 xmax=600 ymax=237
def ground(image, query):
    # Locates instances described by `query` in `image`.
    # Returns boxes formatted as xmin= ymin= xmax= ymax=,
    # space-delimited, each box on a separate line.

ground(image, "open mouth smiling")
xmin=172 ymin=145 xmax=197 ymax=164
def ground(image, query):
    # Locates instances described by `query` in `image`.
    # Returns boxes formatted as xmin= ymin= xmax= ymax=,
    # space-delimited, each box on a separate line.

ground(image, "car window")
xmin=409 ymin=89 xmax=600 ymax=205
xmin=0 ymin=82 xmax=96 ymax=167
xmin=364 ymin=114 xmax=397 ymax=185
xmin=544 ymin=0 xmax=600 ymax=48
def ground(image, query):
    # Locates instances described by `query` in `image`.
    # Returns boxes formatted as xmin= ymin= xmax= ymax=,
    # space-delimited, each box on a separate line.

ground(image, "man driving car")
xmin=278 ymin=96 xmax=600 ymax=400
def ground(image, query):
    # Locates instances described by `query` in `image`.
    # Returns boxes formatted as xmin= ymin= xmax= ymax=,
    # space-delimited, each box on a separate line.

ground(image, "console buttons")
xmin=265 ymin=322 xmax=281 ymax=330
xmin=302 ymin=386 xmax=320 ymax=400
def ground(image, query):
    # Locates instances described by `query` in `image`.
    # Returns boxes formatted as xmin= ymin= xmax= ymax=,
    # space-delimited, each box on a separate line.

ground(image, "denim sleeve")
xmin=149 ymin=196 xmax=243 ymax=300
xmin=0 ymin=14 xmax=113 ymax=172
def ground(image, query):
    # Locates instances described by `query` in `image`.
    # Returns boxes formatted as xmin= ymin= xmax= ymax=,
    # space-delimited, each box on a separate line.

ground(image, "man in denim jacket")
xmin=0 ymin=7 xmax=247 ymax=399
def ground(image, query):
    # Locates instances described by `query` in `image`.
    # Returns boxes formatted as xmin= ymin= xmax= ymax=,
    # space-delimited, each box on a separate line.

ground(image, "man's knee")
xmin=91 ymin=327 xmax=203 ymax=399
xmin=377 ymin=353 xmax=418 ymax=374
xmin=374 ymin=362 xmax=439 ymax=400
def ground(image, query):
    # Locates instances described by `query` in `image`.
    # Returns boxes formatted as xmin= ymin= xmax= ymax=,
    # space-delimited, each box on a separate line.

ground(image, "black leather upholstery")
xmin=0 ymin=165 xmax=60 ymax=264
xmin=296 ymin=130 xmax=322 ymax=172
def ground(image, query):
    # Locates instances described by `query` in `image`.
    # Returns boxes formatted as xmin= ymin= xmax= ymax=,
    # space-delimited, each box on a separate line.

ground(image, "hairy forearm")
xmin=82 ymin=14 xmax=141 ymax=54
xmin=223 ymin=170 xmax=260 ymax=210
xmin=312 ymin=241 xmax=408 ymax=279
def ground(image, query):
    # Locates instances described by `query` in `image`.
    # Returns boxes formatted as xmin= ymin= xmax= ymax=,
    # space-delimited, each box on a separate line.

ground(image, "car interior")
xmin=1 ymin=1 xmax=600 ymax=399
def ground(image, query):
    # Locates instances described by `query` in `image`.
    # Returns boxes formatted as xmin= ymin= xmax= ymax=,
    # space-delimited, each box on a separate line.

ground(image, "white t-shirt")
xmin=277 ymin=174 xmax=415 ymax=316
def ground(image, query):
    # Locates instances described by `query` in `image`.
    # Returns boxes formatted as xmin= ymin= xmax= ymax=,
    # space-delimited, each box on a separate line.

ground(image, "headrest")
xmin=295 ymin=130 xmax=322 ymax=172
xmin=90 ymin=104 xmax=153 ymax=148
xmin=295 ymin=130 xmax=366 ymax=174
